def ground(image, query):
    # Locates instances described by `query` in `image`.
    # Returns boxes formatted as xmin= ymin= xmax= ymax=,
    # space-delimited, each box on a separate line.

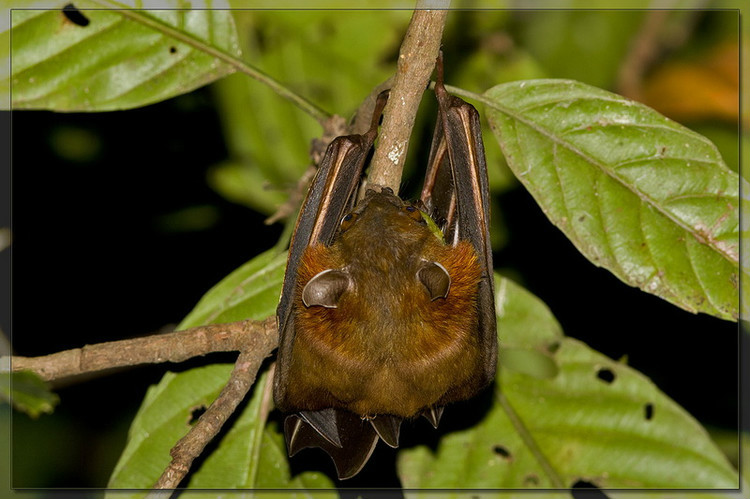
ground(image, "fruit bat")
xmin=273 ymin=58 xmax=497 ymax=480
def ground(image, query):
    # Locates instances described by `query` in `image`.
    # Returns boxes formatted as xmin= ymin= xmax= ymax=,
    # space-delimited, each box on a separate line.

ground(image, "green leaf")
xmin=404 ymin=491 xmax=744 ymax=499
xmin=8 ymin=1 xmax=241 ymax=111
xmin=106 ymin=367 xmax=335 ymax=497
xmin=180 ymin=372 xmax=336 ymax=498
xmin=397 ymin=275 xmax=738 ymax=489
xmin=484 ymin=79 xmax=740 ymax=321
xmin=741 ymin=196 xmax=750 ymax=321
xmin=0 ymin=370 xmax=59 ymax=418
xmin=178 ymin=248 xmax=287 ymax=329
xmin=106 ymin=364 xmax=235 ymax=492
xmin=108 ymin=249 xmax=336 ymax=493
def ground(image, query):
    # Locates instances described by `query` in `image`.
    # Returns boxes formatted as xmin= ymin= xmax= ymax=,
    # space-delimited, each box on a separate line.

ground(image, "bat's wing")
xmin=284 ymin=410 xmax=401 ymax=480
xmin=421 ymin=57 xmax=498 ymax=390
xmin=274 ymin=92 xmax=392 ymax=479
xmin=275 ymin=93 xmax=389 ymax=409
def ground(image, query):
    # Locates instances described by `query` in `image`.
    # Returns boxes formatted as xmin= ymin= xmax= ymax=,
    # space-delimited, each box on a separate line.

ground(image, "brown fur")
xmin=284 ymin=193 xmax=483 ymax=418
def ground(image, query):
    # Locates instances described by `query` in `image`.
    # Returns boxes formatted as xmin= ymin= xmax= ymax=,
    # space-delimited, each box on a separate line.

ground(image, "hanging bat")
xmin=273 ymin=57 xmax=497 ymax=480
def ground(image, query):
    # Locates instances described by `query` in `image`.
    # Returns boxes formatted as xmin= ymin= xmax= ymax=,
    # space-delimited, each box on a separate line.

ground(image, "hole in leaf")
xmin=596 ymin=367 xmax=615 ymax=384
xmin=170 ymin=46 xmax=177 ymax=54
xmin=644 ymin=403 xmax=654 ymax=421
xmin=547 ymin=341 xmax=561 ymax=354
xmin=523 ymin=473 xmax=540 ymax=486
xmin=492 ymin=445 xmax=511 ymax=459
xmin=62 ymin=4 xmax=90 ymax=27
xmin=189 ymin=405 xmax=206 ymax=425
xmin=571 ymin=480 xmax=610 ymax=498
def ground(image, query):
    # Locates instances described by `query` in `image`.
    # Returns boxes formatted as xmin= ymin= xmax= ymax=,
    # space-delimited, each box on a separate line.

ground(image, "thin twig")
xmin=148 ymin=354 xmax=275 ymax=492
xmin=8 ymin=317 xmax=278 ymax=382
xmin=366 ymin=2 xmax=450 ymax=192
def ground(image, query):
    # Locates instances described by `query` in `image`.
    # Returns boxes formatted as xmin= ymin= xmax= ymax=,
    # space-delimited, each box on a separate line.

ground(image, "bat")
xmin=273 ymin=56 xmax=497 ymax=480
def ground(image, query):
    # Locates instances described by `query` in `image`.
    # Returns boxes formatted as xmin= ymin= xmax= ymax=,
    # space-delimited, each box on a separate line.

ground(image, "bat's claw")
xmin=421 ymin=405 xmax=445 ymax=428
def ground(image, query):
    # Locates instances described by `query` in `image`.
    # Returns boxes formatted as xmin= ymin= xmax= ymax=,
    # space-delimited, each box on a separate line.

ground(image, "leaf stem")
xmin=497 ymin=390 xmax=566 ymax=488
xmin=90 ymin=3 xmax=330 ymax=123
xmin=442 ymin=83 xmax=485 ymax=103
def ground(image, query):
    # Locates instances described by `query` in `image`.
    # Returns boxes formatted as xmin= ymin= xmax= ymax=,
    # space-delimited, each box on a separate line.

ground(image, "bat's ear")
xmin=302 ymin=269 xmax=352 ymax=308
xmin=417 ymin=261 xmax=450 ymax=300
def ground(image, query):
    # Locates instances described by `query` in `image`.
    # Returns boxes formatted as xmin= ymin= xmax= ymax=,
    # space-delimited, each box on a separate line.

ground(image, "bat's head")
xmin=335 ymin=187 xmax=441 ymax=259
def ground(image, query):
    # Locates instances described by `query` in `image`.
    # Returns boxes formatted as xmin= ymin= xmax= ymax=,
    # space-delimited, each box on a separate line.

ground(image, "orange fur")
xmin=284 ymin=200 xmax=485 ymax=418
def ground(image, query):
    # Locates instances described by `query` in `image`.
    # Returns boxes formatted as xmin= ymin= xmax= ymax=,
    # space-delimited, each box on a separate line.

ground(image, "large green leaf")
xmin=400 ymin=492 xmax=743 ymax=499
xmin=106 ymin=364 xmax=237 ymax=492
xmin=8 ymin=1 xmax=240 ymax=111
xmin=483 ymin=80 xmax=740 ymax=321
xmin=106 ymin=367 xmax=335 ymax=497
xmin=106 ymin=249 xmax=337 ymax=494
xmin=741 ymin=194 xmax=750 ymax=320
xmin=397 ymin=275 xmax=738 ymax=490
xmin=180 ymin=372 xmax=336 ymax=498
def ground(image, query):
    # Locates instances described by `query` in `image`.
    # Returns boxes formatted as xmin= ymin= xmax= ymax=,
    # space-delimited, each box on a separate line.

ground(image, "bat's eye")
xmin=340 ymin=213 xmax=357 ymax=231
xmin=404 ymin=204 xmax=424 ymax=222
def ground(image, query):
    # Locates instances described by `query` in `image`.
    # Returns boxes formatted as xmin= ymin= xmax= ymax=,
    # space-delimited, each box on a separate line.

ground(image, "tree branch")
xmin=366 ymin=2 xmax=450 ymax=192
xmin=8 ymin=317 xmax=278 ymax=382
xmin=148 ymin=359 xmax=275 ymax=492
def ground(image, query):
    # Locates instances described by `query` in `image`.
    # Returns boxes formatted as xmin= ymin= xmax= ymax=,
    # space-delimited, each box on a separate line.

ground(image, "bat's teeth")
xmin=369 ymin=414 xmax=402 ymax=448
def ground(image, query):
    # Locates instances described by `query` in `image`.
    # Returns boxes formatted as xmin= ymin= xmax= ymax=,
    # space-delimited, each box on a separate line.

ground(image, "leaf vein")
xmin=610 ymin=155 xmax=719 ymax=170
xmin=594 ymin=174 xmax=624 ymax=277
xmin=684 ymin=239 xmax=721 ymax=315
